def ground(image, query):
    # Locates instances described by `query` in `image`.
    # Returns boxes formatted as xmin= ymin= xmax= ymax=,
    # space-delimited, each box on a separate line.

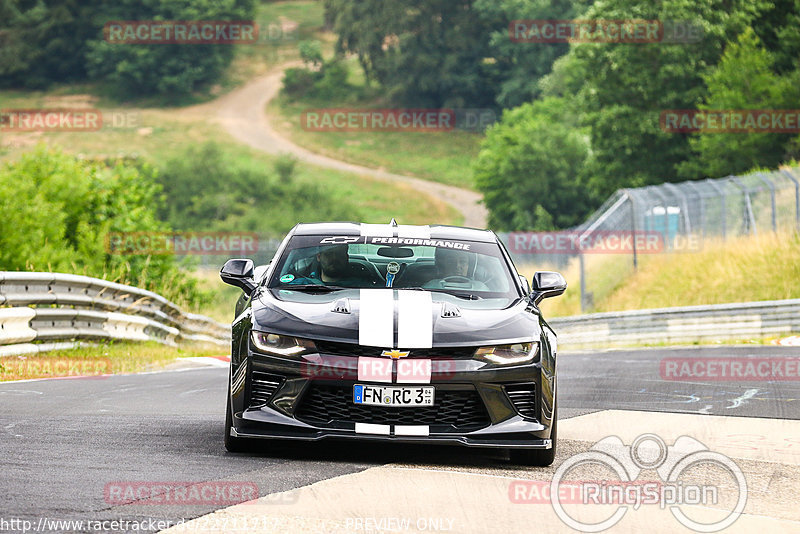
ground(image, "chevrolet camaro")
xmin=220 ymin=221 xmax=566 ymax=465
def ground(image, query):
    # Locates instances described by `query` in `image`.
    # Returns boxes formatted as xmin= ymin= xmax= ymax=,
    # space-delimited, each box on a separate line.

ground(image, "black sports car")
xmin=220 ymin=221 xmax=566 ymax=465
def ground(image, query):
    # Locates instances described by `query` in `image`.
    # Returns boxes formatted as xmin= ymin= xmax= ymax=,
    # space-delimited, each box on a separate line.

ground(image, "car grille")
xmin=314 ymin=340 xmax=476 ymax=359
xmin=295 ymin=383 xmax=490 ymax=431
xmin=504 ymin=383 xmax=538 ymax=419
xmin=248 ymin=371 xmax=284 ymax=408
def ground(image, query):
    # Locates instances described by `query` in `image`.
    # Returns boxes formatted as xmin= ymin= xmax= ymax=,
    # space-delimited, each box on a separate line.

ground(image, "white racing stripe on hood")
xmin=360 ymin=224 xmax=394 ymax=237
xmin=359 ymin=223 xmax=431 ymax=239
xmin=358 ymin=289 xmax=394 ymax=347
xmin=397 ymin=290 xmax=433 ymax=348
xmin=396 ymin=225 xmax=431 ymax=239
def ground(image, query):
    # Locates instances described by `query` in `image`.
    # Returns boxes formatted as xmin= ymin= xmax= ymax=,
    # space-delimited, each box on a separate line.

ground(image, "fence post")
xmin=756 ymin=172 xmax=777 ymax=232
xmin=663 ymin=182 xmax=692 ymax=235
xmin=705 ymin=178 xmax=727 ymax=240
xmin=648 ymin=187 xmax=671 ymax=250
xmin=684 ymin=181 xmax=706 ymax=243
xmin=731 ymin=176 xmax=756 ymax=235
xmin=625 ymin=190 xmax=638 ymax=270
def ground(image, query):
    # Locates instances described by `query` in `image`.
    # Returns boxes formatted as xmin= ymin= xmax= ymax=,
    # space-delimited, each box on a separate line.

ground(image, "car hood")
xmin=253 ymin=288 xmax=540 ymax=347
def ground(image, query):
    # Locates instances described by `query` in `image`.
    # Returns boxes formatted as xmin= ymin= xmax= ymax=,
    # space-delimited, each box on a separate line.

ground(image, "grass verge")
xmin=266 ymin=56 xmax=483 ymax=189
xmin=531 ymin=231 xmax=800 ymax=317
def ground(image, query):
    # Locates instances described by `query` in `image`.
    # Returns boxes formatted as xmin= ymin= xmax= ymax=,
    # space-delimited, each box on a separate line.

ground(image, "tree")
xmin=473 ymin=98 xmax=591 ymax=230
xmin=0 ymin=0 xmax=105 ymax=88
xmin=567 ymin=0 xmax=774 ymax=199
xmin=325 ymin=0 xmax=501 ymax=108
xmin=0 ymin=146 xmax=203 ymax=305
xmin=680 ymin=29 xmax=800 ymax=178
xmin=85 ymin=0 xmax=255 ymax=99
xmin=473 ymin=0 xmax=592 ymax=109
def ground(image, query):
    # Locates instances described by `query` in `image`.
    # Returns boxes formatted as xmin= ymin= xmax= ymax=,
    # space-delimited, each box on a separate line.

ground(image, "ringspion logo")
xmin=546 ymin=434 xmax=747 ymax=531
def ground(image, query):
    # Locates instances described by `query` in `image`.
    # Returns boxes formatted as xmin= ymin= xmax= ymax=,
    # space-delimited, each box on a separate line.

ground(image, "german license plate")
xmin=353 ymin=384 xmax=434 ymax=407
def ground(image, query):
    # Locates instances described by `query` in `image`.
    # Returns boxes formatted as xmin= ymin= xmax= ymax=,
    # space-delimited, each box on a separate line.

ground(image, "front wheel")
xmin=509 ymin=407 xmax=557 ymax=466
xmin=224 ymin=387 xmax=253 ymax=453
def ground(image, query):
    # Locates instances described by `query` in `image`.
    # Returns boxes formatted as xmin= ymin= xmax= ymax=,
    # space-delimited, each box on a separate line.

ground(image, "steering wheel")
xmin=442 ymin=276 xmax=472 ymax=284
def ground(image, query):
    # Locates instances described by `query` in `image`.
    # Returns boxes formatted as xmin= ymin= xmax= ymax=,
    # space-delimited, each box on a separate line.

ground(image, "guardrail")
xmin=549 ymin=298 xmax=800 ymax=348
xmin=4 ymin=271 xmax=795 ymax=354
xmin=0 ymin=272 xmax=230 ymax=356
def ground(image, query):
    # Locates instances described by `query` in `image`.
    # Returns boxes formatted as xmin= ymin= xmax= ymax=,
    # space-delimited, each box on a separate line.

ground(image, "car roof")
xmin=292 ymin=222 xmax=496 ymax=243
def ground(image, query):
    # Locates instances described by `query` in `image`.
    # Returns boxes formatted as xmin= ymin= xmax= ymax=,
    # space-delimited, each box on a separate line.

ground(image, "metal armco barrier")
xmin=0 ymin=272 xmax=230 ymax=355
xmin=549 ymin=298 xmax=800 ymax=348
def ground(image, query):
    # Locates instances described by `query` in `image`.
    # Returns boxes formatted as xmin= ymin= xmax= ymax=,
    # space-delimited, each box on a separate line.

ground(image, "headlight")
xmin=474 ymin=342 xmax=538 ymax=365
xmin=251 ymin=332 xmax=316 ymax=357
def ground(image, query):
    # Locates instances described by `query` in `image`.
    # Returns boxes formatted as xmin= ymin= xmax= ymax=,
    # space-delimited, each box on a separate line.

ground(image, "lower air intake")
xmin=249 ymin=371 xmax=284 ymax=408
xmin=504 ymin=383 xmax=538 ymax=419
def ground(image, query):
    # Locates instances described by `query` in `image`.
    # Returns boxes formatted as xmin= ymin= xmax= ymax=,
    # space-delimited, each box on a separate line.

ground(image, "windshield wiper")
xmin=451 ymin=293 xmax=481 ymax=300
xmin=275 ymin=284 xmax=348 ymax=292
xmin=400 ymin=287 xmax=482 ymax=300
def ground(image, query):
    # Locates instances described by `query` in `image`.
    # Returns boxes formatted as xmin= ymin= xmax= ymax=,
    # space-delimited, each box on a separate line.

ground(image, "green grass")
xmin=0 ymin=88 xmax=461 ymax=320
xmin=267 ymin=56 xmax=483 ymax=189
xmin=530 ymin=231 xmax=800 ymax=317
xmin=0 ymin=95 xmax=460 ymax=229
xmin=0 ymin=341 xmax=223 ymax=381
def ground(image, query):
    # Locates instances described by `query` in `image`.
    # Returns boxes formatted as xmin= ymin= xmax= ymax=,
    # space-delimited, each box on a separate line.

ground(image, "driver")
xmin=306 ymin=244 xmax=377 ymax=287
xmin=316 ymin=244 xmax=351 ymax=283
xmin=435 ymin=248 xmax=471 ymax=279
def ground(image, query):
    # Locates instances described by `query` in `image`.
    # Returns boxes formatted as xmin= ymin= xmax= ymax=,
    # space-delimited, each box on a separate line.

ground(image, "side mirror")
xmin=220 ymin=258 xmax=256 ymax=295
xmin=518 ymin=274 xmax=530 ymax=295
xmin=531 ymin=271 xmax=567 ymax=305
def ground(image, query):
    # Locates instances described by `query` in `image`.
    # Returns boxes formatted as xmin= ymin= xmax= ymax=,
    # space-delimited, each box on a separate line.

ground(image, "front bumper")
xmin=229 ymin=347 xmax=555 ymax=450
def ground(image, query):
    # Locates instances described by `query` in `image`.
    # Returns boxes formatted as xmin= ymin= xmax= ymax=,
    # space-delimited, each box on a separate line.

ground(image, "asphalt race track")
xmin=1 ymin=345 xmax=798 ymax=533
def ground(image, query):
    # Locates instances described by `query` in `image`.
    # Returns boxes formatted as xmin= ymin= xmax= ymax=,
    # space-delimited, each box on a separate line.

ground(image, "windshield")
xmin=268 ymin=234 xmax=520 ymax=298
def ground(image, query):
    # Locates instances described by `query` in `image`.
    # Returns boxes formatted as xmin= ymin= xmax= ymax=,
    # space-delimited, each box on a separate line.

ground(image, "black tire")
xmin=509 ymin=407 xmax=557 ymax=467
xmin=224 ymin=387 xmax=253 ymax=453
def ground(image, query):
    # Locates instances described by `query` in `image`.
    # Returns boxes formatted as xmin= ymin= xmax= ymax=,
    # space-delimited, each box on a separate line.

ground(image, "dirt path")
xmin=210 ymin=63 xmax=488 ymax=228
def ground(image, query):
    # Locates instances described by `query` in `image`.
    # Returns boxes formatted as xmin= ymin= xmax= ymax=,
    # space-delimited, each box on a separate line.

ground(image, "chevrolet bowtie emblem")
xmin=381 ymin=349 xmax=410 ymax=359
